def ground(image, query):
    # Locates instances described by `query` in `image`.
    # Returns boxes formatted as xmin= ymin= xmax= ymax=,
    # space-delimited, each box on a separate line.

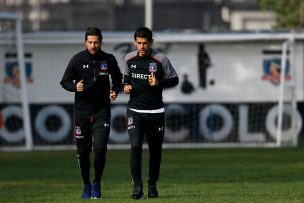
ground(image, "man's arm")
xmin=123 ymin=54 xmax=132 ymax=94
xmin=159 ymin=56 xmax=179 ymax=88
xmin=60 ymin=57 xmax=77 ymax=92
xmin=109 ymin=56 xmax=123 ymax=95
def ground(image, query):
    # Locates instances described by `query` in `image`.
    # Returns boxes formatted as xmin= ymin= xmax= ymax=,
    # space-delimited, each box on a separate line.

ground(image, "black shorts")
xmin=127 ymin=109 xmax=165 ymax=147
xmin=73 ymin=114 xmax=110 ymax=154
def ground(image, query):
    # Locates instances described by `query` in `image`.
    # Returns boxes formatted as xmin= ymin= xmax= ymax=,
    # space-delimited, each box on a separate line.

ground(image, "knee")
xmin=131 ymin=146 xmax=142 ymax=155
xmin=77 ymin=146 xmax=91 ymax=157
xmin=94 ymin=146 xmax=107 ymax=159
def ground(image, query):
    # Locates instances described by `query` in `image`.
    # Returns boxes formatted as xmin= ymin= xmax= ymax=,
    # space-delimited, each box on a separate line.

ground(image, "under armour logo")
xmin=131 ymin=64 xmax=136 ymax=69
xmin=104 ymin=123 xmax=110 ymax=127
xmin=83 ymin=64 xmax=89 ymax=69
xmin=158 ymin=127 xmax=164 ymax=131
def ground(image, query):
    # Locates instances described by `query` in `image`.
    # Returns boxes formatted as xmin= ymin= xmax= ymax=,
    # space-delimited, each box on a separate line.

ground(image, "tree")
xmin=259 ymin=0 xmax=304 ymax=29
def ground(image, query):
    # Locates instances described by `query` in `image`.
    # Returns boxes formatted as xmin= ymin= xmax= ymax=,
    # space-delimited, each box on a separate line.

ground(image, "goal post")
xmin=0 ymin=12 xmax=33 ymax=151
xmin=277 ymin=33 xmax=300 ymax=147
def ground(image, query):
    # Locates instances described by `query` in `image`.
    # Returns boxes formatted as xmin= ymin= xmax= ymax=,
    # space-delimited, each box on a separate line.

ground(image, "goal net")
xmin=0 ymin=25 xmax=301 ymax=150
xmin=158 ymin=36 xmax=301 ymax=148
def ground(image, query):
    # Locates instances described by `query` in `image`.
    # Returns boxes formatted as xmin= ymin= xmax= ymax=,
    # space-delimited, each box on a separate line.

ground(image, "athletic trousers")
xmin=127 ymin=109 xmax=165 ymax=187
xmin=74 ymin=114 xmax=110 ymax=185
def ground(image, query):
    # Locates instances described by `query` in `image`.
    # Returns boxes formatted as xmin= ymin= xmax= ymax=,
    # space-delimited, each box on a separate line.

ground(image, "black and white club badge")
xmin=99 ymin=63 xmax=108 ymax=75
xmin=128 ymin=117 xmax=133 ymax=126
xmin=74 ymin=126 xmax=82 ymax=136
xmin=149 ymin=63 xmax=157 ymax=73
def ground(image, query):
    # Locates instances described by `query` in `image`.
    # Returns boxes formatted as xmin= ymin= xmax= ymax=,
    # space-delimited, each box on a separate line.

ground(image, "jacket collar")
xmin=85 ymin=49 xmax=102 ymax=59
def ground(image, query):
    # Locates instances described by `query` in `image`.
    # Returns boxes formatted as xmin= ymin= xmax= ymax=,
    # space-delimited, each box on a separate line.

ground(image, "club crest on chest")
xmin=99 ymin=63 xmax=108 ymax=75
xmin=149 ymin=63 xmax=157 ymax=73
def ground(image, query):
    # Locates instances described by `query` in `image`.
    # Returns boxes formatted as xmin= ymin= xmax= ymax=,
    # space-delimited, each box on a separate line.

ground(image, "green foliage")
xmin=0 ymin=148 xmax=304 ymax=202
xmin=259 ymin=0 xmax=304 ymax=29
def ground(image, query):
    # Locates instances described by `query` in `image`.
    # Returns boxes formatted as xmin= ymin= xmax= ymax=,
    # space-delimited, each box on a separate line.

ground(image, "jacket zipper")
xmin=93 ymin=60 xmax=96 ymax=82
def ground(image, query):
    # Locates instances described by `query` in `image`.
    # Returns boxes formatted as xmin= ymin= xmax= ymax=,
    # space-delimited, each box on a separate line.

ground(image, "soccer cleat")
xmin=91 ymin=182 xmax=102 ymax=199
xmin=81 ymin=184 xmax=92 ymax=199
xmin=131 ymin=185 xmax=144 ymax=200
xmin=148 ymin=185 xmax=158 ymax=198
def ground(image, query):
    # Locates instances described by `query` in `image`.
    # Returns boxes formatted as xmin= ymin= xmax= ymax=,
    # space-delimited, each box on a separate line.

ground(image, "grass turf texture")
xmin=0 ymin=145 xmax=304 ymax=202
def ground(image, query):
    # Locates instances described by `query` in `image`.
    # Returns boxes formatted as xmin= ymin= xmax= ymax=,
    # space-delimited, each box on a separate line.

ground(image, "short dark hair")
xmin=85 ymin=27 xmax=103 ymax=41
xmin=134 ymin=27 xmax=153 ymax=42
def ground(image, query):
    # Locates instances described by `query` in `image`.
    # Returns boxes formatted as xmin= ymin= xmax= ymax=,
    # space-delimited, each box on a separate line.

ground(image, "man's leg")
xmin=146 ymin=112 xmax=164 ymax=198
xmin=91 ymin=115 xmax=110 ymax=198
xmin=127 ymin=109 xmax=145 ymax=199
xmin=74 ymin=116 xmax=92 ymax=198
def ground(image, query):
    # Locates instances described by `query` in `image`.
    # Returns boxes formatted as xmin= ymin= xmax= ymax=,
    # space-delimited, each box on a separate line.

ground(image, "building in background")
xmin=223 ymin=0 xmax=276 ymax=31
xmin=0 ymin=0 xmax=276 ymax=32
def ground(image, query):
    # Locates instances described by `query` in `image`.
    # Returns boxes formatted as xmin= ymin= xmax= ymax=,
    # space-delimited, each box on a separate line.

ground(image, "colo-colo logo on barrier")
xmin=0 ymin=104 xmax=302 ymax=144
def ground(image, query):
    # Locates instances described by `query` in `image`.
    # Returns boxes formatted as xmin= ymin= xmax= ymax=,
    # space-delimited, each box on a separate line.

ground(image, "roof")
xmin=0 ymin=31 xmax=301 ymax=44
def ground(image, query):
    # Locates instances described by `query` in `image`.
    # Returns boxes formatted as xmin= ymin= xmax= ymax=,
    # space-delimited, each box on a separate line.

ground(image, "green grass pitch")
xmin=0 ymin=145 xmax=304 ymax=202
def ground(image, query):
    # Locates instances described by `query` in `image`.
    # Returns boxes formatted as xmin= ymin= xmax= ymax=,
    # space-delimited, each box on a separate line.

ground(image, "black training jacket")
xmin=123 ymin=49 xmax=179 ymax=110
xmin=60 ymin=49 xmax=122 ymax=117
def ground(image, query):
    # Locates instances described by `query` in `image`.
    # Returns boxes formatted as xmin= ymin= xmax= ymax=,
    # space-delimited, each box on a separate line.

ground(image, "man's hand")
xmin=109 ymin=90 xmax=117 ymax=101
xmin=148 ymin=73 xmax=159 ymax=86
xmin=124 ymin=85 xmax=132 ymax=94
xmin=76 ymin=80 xmax=84 ymax=92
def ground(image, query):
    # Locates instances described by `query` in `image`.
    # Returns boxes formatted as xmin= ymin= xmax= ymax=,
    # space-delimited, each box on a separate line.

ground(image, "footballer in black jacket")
xmin=123 ymin=27 xmax=179 ymax=199
xmin=60 ymin=27 xmax=122 ymax=199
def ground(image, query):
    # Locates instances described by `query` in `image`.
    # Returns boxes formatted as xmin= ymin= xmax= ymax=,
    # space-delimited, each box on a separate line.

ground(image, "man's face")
xmin=134 ymin=37 xmax=153 ymax=57
xmin=85 ymin=35 xmax=101 ymax=55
